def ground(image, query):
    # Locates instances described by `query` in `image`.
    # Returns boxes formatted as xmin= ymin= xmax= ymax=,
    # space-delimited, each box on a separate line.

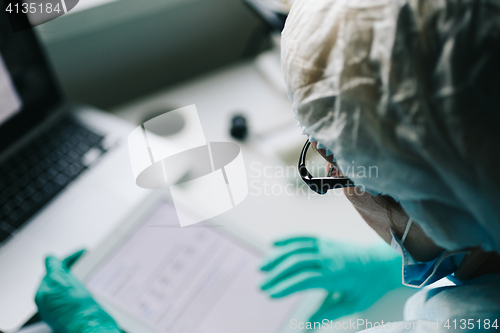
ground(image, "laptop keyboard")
xmin=0 ymin=116 xmax=109 ymax=245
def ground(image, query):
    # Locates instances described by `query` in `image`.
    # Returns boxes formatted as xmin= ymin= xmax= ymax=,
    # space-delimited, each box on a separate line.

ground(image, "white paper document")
xmin=86 ymin=202 xmax=298 ymax=333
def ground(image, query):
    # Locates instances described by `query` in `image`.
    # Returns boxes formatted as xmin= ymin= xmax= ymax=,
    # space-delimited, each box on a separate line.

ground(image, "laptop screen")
xmin=0 ymin=11 xmax=62 ymax=153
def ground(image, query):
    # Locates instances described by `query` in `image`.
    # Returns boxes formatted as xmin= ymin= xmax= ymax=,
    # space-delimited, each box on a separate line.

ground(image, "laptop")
xmin=0 ymin=11 xmax=149 ymax=332
xmin=72 ymin=191 xmax=323 ymax=333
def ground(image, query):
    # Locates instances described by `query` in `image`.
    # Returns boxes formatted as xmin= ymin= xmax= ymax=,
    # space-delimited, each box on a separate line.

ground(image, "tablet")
xmin=72 ymin=192 xmax=314 ymax=333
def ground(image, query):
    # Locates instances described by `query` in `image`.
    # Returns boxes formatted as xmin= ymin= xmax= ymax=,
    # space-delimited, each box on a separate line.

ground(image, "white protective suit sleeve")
xmin=281 ymin=0 xmax=500 ymax=253
xmin=357 ymin=274 xmax=500 ymax=332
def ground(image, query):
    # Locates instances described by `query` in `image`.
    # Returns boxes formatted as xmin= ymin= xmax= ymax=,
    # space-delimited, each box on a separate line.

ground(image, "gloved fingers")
xmin=261 ymin=243 xmax=318 ymax=271
xmin=261 ymin=254 xmax=322 ymax=290
xmin=43 ymin=256 xmax=81 ymax=289
xmin=62 ymin=249 xmax=86 ymax=269
xmin=273 ymin=236 xmax=317 ymax=246
xmin=264 ymin=271 xmax=324 ymax=298
xmin=45 ymin=256 xmax=65 ymax=274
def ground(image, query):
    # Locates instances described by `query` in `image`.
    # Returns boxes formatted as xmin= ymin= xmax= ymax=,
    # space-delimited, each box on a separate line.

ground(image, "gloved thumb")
xmin=62 ymin=249 xmax=86 ymax=269
xmin=307 ymin=293 xmax=356 ymax=328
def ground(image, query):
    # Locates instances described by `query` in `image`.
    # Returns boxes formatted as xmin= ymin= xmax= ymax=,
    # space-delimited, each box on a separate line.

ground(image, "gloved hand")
xmin=35 ymin=250 xmax=121 ymax=333
xmin=260 ymin=237 xmax=403 ymax=323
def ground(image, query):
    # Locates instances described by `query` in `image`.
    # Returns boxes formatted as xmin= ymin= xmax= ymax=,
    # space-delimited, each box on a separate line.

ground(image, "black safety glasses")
xmin=298 ymin=140 xmax=354 ymax=195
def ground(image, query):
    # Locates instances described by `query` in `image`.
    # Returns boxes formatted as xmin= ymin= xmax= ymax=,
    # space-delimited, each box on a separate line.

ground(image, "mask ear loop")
xmin=327 ymin=164 xmax=335 ymax=177
xmin=401 ymin=218 xmax=414 ymax=244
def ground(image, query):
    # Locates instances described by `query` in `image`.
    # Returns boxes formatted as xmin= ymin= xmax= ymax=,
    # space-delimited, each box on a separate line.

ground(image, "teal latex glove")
xmin=260 ymin=237 xmax=403 ymax=322
xmin=35 ymin=250 xmax=121 ymax=333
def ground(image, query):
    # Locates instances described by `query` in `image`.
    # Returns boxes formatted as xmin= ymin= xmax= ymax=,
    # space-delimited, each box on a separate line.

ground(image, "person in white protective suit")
xmin=259 ymin=0 xmax=500 ymax=331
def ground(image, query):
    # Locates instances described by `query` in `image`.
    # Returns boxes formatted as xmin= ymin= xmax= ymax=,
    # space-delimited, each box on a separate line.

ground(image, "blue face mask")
xmin=390 ymin=218 xmax=469 ymax=288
